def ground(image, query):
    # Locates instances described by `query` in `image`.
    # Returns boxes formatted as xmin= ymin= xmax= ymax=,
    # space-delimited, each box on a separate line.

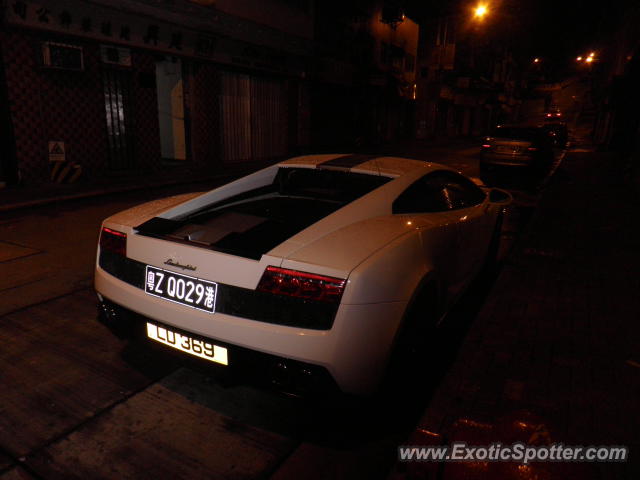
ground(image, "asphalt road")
xmin=0 ymin=141 xmax=559 ymax=479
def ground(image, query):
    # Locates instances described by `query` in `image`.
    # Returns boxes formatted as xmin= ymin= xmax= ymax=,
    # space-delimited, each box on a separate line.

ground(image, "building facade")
xmin=0 ymin=0 xmax=314 ymax=185
xmin=415 ymin=13 xmax=520 ymax=139
xmin=311 ymin=0 xmax=418 ymax=148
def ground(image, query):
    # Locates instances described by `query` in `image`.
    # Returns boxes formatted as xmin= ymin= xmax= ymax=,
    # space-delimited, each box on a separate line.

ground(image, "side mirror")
xmin=488 ymin=188 xmax=512 ymax=205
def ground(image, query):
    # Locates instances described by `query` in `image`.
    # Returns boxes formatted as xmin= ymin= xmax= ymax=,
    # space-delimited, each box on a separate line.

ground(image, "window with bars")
xmin=103 ymin=69 xmax=134 ymax=170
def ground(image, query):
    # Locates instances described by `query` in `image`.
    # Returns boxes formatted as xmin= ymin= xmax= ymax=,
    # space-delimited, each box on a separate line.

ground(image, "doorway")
xmin=155 ymin=57 xmax=186 ymax=161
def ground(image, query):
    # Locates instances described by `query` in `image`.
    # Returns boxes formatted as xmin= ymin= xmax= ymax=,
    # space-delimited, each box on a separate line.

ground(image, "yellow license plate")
xmin=146 ymin=323 xmax=228 ymax=365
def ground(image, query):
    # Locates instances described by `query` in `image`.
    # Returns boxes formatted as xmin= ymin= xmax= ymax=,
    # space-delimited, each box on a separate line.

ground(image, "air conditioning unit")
xmin=42 ymin=42 xmax=84 ymax=70
xmin=100 ymin=45 xmax=132 ymax=67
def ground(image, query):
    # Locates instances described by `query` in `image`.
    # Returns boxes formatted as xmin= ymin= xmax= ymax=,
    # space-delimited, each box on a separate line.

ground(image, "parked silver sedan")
xmin=480 ymin=124 xmax=555 ymax=175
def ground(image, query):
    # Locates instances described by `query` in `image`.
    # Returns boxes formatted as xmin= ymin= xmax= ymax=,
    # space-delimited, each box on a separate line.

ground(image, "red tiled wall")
xmin=3 ymin=30 xmax=47 ymax=184
xmin=1 ymin=30 xmax=161 ymax=184
xmin=2 ymin=30 xmax=106 ymax=184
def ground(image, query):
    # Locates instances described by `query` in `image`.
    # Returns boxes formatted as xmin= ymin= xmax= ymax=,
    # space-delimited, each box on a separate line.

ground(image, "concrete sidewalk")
xmin=391 ymin=136 xmax=640 ymax=478
xmin=0 ymin=160 xmax=275 ymax=213
xmin=0 ymin=138 xmax=480 ymax=214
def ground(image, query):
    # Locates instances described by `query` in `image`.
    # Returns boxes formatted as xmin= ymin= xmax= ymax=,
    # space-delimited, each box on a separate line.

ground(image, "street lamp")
xmin=473 ymin=3 xmax=489 ymax=21
xmin=576 ymin=51 xmax=597 ymax=64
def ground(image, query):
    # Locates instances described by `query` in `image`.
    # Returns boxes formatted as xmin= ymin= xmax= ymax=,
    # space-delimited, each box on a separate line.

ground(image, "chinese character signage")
xmin=5 ymin=0 xmax=215 ymax=59
xmin=5 ymin=0 xmax=305 ymax=75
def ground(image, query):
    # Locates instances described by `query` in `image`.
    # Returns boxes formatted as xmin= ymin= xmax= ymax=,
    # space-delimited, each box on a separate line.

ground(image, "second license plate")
xmin=146 ymin=323 xmax=228 ymax=365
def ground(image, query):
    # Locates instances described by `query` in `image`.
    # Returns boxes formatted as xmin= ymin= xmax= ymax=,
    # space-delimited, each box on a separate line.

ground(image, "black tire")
xmin=482 ymin=209 xmax=504 ymax=274
xmin=382 ymin=285 xmax=440 ymax=394
xmin=479 ymin=163 xmax=496 ymax=187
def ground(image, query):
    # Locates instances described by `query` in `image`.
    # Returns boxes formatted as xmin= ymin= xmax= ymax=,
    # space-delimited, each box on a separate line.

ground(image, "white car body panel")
xmin=95 ymin=155 xmax=506 ymax=395
xmin=107 ymin=192 xmax=203 ymax=227
xmin=95 ymin=266 xmax=406 ymax=393
xmin=126 ymin=234 xmax=272 ymax=290
xmin=158 ymin=166 xmax=279 ymax=220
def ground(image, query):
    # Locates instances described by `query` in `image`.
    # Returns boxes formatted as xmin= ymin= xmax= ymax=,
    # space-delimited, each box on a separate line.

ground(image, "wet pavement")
xmin=1 ymin=129 xmax=638 ymax=479
xmin=389 ymin=126 xmax=640 ymax=479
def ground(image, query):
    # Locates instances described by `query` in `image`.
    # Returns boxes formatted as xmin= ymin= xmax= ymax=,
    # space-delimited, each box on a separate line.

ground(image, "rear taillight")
xmin=527 ymin=147 xmax=538 ymax=151
xmin=257 ymin=266 xmax=346 ymax=304
xmin=482 ymin=144 xmax=492 ymax=149
xmin=99 ymin=227 xmax=127 ymax=256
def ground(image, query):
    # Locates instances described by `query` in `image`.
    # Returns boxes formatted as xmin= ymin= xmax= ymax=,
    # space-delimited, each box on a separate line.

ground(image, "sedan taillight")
xmin=99 ymin=227 xmax=127 ymax=256
xmin=257 ymin=266 xmax=346 ymax=304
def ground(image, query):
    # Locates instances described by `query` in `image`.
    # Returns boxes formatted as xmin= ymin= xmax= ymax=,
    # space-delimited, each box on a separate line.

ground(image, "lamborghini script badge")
xmin=164 ymin=259 xmax=197 ymax=271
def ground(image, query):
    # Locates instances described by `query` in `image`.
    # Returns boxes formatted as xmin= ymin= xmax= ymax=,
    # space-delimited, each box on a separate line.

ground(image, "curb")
xmin=0 ymin=164 xmax=273 ymax=213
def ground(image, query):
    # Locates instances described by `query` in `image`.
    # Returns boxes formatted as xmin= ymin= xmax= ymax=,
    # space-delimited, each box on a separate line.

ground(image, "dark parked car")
xmin=480 ymin=124 xmax=555 ymax=176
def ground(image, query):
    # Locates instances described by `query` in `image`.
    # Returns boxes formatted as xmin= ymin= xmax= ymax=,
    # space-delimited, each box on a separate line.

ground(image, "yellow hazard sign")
xmin=48 ymin=141 xmax=66 ymax=162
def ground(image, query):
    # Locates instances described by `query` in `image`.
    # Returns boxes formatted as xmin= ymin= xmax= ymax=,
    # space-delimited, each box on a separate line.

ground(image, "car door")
xmin=430 ymin=171 xmax=495 ymax=282
xmin=392 ymin=172 xmax=461 ymax=294
xmin=392 ymin=170 xmax=489 ymax=297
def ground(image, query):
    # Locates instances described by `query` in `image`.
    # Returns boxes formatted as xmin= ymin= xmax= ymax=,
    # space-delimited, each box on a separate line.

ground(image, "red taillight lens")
xmin=527 ymin=147 xmax=538 ymax=151
xmin=482 ymin=144 xmax=491 ymax=148
xmin=257 ymin=266 xmax=346 ymax=304
xmin=99 ymin=227 xmax=127 ymax=256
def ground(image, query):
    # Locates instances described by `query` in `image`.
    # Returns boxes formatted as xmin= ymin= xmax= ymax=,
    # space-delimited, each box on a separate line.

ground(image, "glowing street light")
xmin=577 ymin=52 xmax=596 ymax=62
xmin=533 ymin=58 xmax=540 ymax=63
xmin=473 ymin=3 xmax=489 ymax=20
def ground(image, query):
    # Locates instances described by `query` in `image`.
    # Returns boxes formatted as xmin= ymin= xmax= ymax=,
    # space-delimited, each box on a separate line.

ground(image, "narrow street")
xmin=4 ymin=130 xmax=637 ymax=480
xmin=0 ymin=0 xmax=637 ymax=477
xmin=0 ymin=140 xmax=545 ymax=480
xmin=0 ymin=140 xmax=516 ymax=480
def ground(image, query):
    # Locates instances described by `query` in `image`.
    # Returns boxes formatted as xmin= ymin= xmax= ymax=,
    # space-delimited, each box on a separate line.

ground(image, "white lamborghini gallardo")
xmin=95 ymin=154 xmax=510 ymax=396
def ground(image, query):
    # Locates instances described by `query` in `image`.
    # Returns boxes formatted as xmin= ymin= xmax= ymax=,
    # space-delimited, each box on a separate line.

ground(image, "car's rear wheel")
xmin=382 ymin=284 xmax=440 ymax=395
xmin=483 ymin=208 xmax=504 ymax=272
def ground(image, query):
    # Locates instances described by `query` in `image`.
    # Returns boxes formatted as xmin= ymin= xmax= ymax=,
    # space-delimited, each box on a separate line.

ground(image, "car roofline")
xmin=277 ymin=154 xmax=456 ymax=178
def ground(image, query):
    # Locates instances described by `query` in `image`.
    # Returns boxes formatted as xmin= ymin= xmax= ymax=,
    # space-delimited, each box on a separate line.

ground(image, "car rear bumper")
xmin=97 ymin=295 xmax=342 ymax=397
xmin=95 ymin=264 xmax=407 ymax=396
xmin=480 ymin=153 xmax=535 ymax=167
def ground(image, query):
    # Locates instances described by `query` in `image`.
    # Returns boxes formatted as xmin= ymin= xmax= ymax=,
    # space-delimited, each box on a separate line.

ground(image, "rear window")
xmin=136 ymin=167 xmax=392 ymax=260
xmin=491 ymin=127 xmax=540 ymax=140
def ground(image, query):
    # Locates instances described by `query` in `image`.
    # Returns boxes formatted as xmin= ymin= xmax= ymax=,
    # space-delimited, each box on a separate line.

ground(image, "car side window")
xmin=393 ymin=171 xmax=486 ymax=214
